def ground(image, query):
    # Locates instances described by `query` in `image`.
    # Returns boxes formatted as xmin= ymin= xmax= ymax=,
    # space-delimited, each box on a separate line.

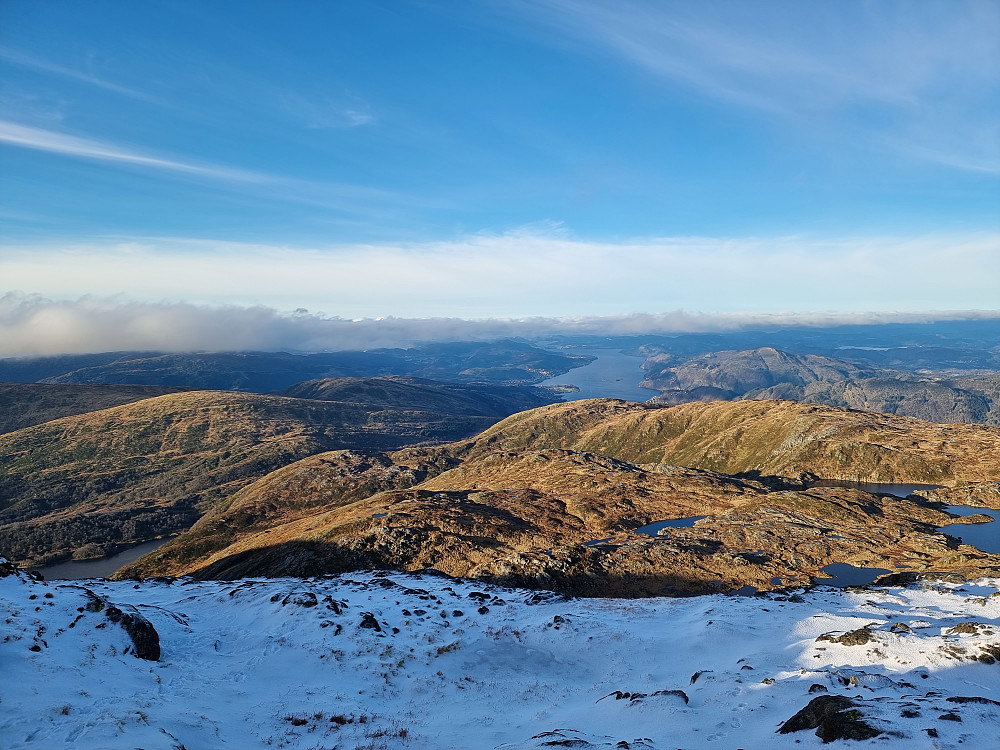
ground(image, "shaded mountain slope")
xmin=280 ymin=375 xmax=555 ymax=416
xmin=0 ymin=382 xmax=192 ymax=434
xmin=10 ymin=340 xmax=589 ymax=391
xmin=0 ymin=380 xmax=539 ymax=567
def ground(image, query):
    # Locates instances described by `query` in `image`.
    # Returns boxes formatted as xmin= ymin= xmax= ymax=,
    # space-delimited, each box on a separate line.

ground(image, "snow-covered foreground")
xmin=2 ymin=567 xmax=999 ymax=750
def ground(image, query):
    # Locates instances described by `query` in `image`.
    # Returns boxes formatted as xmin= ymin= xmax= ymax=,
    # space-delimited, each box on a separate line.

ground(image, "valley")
xmin=3 ymin=325 xmax=1000 ymax=599
xmin=115 ymin=398 xmax=1000 ymax=597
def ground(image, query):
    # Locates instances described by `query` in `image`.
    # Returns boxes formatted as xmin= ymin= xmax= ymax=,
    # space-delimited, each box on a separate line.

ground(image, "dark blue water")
xmin=31 ymin=538 xmax=172 ymax=580
xmin=538 ymin=348 xmax=657 ymax=402
xmin=809 ymin=480 xmax=943 ymax=497
xmin=816 ymin=562 xmax=892 ymax=587
xmin=635 ymin=516 xmax=707 ymax=535
xmin=939 ymin=506 xmax=1000 ymax=554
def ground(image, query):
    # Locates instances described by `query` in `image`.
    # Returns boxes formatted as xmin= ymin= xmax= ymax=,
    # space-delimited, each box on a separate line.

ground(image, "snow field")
xmin=2 ymin=570 xmax=998 ymax=749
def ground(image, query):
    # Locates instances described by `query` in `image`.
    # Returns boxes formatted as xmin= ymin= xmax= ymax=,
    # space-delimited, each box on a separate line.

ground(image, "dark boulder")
xmin=83 ymin=589 xmax=160 ymax=660
xmin=779 ymin=695 xmax=881 ymax=743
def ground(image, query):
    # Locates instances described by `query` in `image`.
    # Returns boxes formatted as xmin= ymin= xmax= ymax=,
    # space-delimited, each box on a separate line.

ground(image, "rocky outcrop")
xmin=778 ymin=695 xmax=881 ymax=742
xmin=83 ymin=589 xmax=160 ymax=660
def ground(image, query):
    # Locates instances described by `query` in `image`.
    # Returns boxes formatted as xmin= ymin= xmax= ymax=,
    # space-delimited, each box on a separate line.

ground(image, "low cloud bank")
xmin=4 ymin=231 xmax=999 ymax=318
xmin=2 ymin=293 xmax=997 ymax=358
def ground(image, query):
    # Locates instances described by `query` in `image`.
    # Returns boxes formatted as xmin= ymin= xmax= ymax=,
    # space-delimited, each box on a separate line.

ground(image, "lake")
xmin=539 ymin=348 xmax=658 ymax=402
xmin=31 ymin=537 xmax=173 ymax=580
xmin=940 ymin=505 xmax=1000 ymax=554
xmin=635 ymin=516 xmax=707 ymax=535
xmin=816 ymin=562 xmax=893 ymax=588
xmin=809 ymin=480 xmax=944 ymax=497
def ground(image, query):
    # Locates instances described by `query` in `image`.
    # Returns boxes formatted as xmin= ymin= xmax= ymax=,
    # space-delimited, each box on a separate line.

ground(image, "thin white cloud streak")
xmin=1 ymin=292 xmax=997 ymax=358
xmin=0 ymin=120 xmax=424 ymax=215
xmin=0 ymin=120 xmax=269 ymax=182
xmin=0 ymin=47 xmax=160 ymax=103
xmin=2 ymin=230 xmax=998 ymax=319
xmin=507 ymin=0 xmax=1000 ymax=174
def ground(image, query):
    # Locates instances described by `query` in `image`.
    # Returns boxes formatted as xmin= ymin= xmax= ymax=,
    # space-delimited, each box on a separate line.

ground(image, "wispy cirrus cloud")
xmin=505 ymin=0 xmax=1000 ymax=174
xmin=0 ymin=46 xmax=160 ymax=103
xmin=0 ymin=120 xmax=267 ymax=182
xmin=0 ymin=120 xmax=425 ymax=216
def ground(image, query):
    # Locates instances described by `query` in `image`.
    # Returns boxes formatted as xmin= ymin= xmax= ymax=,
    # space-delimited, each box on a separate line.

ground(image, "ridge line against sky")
xmin=2 ymin=292 xmax=999 ymax=358
xmin=1 ymin=1 xmax=998 ymax=327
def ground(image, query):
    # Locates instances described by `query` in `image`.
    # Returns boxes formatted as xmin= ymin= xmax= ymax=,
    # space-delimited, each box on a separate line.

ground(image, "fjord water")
xmin=538 ymin=348 xmax=657 ymax=402
xmin=31 ymin=538 xmax=172 ymax=580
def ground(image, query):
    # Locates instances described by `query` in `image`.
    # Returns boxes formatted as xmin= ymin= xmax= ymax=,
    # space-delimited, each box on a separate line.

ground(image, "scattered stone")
xmin=359 ymin=612 xmax=381 ymax=631
xmin=947 ymin=696 xmax=1000 ymax=707
xmin=817 ymin=625 xmax=875 ymax=646
xmin=808 ymin=683 xmax=828 ymax=694
xmin=282 ymin=592 xmax=318 ymax=608
xmin=946 ymin=622 xmax=982 ymax=635
xmin=939 ymin=712 xmax=962 ymax=722
xmin=596 ymin=689 xmax=688 ymax=705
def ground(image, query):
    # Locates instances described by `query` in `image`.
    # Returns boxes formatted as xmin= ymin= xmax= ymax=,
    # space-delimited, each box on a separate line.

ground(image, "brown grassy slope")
xmin=447 ymin=398 xmax=1000 ymax=482
xmin=0 ymin=382 xmax=192 ymax=434
xmin=0 ymin=390 xmax=496 ymax=565
xmin=124 ymin=449 xmax=997 ymax=597
xmin=120 ymin=447 xmax=775 ymax=581
xmin=118 ymin=398 xmax=1000 ymax=587
xmin=121 ymin=448 xmax=462 ymax=574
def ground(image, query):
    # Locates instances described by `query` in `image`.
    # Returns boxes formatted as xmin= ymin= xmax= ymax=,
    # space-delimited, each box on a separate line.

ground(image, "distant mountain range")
xmin=640 ymin=346 xmax=1000 ymax=425
xmin=0 ymin=340 xmax=592 ymax=391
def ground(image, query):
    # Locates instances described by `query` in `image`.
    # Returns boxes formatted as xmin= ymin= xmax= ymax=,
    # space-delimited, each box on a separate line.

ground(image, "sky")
xmin=1 ymin=0 xmax=999 ymax=353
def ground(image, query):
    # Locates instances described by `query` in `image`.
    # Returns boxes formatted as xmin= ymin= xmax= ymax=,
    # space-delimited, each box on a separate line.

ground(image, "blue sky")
xmin=1 ymin=0 xmax=998 ymax=337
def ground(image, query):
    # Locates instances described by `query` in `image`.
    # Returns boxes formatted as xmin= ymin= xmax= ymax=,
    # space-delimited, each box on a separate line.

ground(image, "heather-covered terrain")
xmin=0 ymin=382 xmax=192 ymax=434
xmin=0 ymin=379 xmax=557 ymax=567
xmin=121 ymin=399 xmax=1000 ymax=595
